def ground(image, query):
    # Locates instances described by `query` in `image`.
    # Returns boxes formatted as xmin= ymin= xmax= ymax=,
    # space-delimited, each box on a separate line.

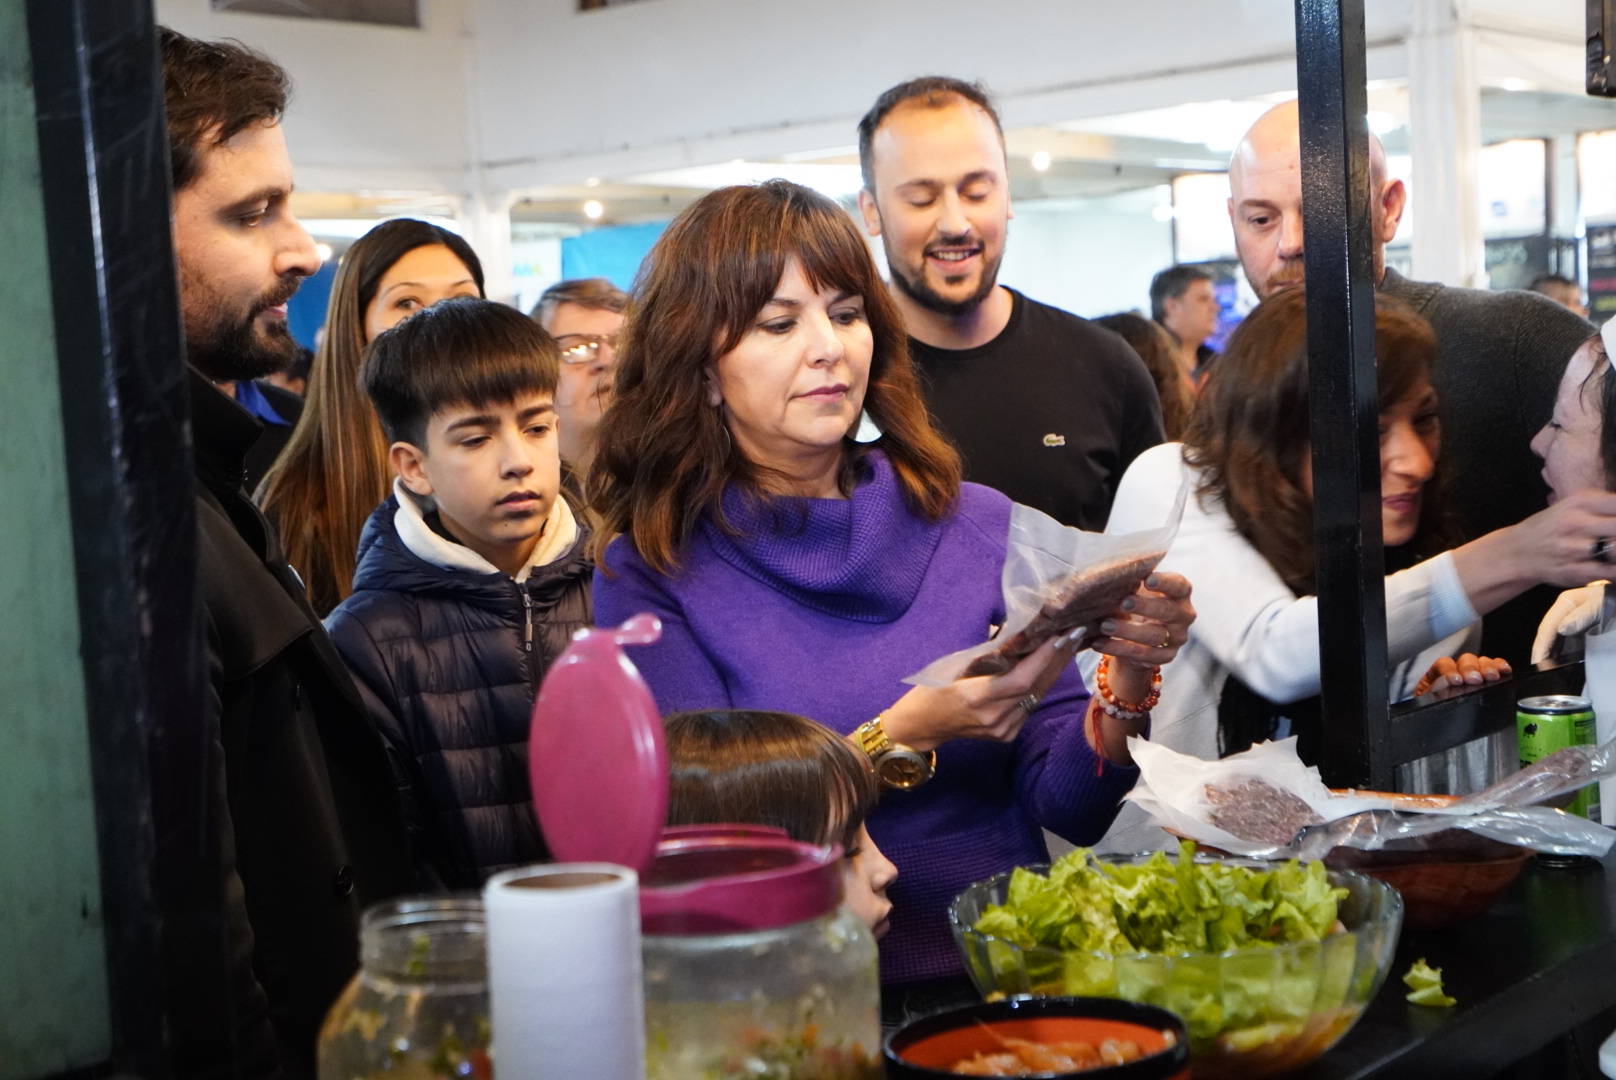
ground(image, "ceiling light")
xmin=585 ymin=177 xmax=601 ymax=187
xmin=1031 ymin=150 xmax=1052 ymax=172
xmin=1152 ymin=204 xmax=1176 ymax=222
xmin=583 ymin=200 xmax=604 ymax=221
xmin=315 ymin=243 xmax=333 ymax=264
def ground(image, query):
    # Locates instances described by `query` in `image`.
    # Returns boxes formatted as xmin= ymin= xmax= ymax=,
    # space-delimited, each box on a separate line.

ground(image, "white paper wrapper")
xmin=484 ymin=863 xmax=646 ymax=1080
xmin=1124 ymin=737 xmax=1414 ymax=856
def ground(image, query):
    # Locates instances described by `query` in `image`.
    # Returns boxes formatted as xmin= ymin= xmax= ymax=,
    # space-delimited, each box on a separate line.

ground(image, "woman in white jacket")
xmin=1092 ymin=288 xmax=1616 ymax=853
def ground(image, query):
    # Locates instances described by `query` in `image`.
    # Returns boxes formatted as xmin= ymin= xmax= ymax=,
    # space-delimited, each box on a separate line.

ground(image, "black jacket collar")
xmin=189 ymin=367 xmax=264 ymax=497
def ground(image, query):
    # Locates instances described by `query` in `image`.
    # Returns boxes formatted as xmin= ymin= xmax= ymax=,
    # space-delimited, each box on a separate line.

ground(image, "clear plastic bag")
xmin=905 ymin=481 xmax=1189 ymax=687
xmin=1127 ymin=735 xmax=1616 ymax=860
xmin=1291 ymin=803 xmax=1616 ymax=860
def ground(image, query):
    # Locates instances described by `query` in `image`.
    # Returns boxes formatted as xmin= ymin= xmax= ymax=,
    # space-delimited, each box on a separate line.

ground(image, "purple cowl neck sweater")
xmin=594 ymin=451 xmax=1137 ymax=984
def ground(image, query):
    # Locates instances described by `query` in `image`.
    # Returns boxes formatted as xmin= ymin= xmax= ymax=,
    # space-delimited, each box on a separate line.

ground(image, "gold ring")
xmin=1159 ymin=628 xmax=1171 ymax=649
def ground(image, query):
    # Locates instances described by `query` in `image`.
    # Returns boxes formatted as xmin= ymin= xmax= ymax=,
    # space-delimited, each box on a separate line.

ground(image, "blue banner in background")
xmin=287 ymin=258 xmax=337 ymax=351
xmin=561 ymin=221 xmax=668 ymax=291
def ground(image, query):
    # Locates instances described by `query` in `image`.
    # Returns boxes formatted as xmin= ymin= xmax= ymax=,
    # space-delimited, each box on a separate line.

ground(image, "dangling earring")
xmin=852 ymin=409 xmax=884 ymax=444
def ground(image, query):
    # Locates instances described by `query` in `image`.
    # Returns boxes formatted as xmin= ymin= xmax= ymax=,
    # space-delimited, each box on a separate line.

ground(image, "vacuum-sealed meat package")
xmin=906 ymin=481 xmax=1188 ymax=687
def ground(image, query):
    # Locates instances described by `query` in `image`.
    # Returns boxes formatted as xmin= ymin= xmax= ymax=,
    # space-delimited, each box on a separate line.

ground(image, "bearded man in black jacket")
xmin=161 ymin=28 xmax=413 ymax=1080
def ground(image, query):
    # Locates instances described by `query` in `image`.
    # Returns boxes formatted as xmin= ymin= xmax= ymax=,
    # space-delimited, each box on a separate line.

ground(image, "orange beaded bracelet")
xmin=1095 ymin=655 xmax=1161 ymax=719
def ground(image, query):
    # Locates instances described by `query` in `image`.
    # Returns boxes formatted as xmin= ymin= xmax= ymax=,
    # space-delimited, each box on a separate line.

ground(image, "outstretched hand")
xmin=1413 ymin=653 xmax=1513 ymax=699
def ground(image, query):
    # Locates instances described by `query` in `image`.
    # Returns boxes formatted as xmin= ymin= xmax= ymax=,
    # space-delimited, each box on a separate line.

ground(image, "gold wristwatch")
xmin=853 ymin=715 xmax=936 ymax=790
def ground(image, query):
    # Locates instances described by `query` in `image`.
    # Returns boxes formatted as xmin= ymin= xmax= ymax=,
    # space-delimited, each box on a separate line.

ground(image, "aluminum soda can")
xmin=1517 ymin=695 xmax=1601 ymax=822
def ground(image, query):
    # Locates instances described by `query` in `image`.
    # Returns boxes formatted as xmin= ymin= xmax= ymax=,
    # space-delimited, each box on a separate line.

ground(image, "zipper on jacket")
xmin=521 ymin=588 xmax=534 ymax=653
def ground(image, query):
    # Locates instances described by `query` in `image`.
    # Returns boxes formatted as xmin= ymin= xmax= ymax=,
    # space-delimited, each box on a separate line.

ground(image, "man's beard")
xmin=183 ymin=272 xmax=304 ymax=383
xmin=887 ymin=243 xmax=1003 ymax=318
xmin=1260 ymin=260 xmax=1307 ymax=299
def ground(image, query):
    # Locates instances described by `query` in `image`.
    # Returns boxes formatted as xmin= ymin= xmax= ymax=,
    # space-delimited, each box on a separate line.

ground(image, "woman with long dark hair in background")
xmin=258 ymin=219 xmax=484 ymax=614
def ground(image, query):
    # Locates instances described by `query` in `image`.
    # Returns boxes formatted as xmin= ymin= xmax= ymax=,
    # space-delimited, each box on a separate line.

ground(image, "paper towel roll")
xmin=1584 ymin=627 xmax=1616 ymax=825
xmin=484 ymin=863 xmax=646 ymax=1080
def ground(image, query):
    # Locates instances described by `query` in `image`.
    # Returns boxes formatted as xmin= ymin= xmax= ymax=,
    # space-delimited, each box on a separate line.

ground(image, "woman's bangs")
xmin=793 ymin=211 xmax=878 ymax=304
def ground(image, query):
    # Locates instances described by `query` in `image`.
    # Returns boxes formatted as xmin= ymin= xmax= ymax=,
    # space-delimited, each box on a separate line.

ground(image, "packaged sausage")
xmin=905 ymin=482 xmax=1188 ymax=688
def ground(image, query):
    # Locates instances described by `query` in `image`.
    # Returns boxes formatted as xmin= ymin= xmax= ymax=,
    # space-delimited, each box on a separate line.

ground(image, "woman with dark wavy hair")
xmin=591 ymin=181 xmax=1196 ymax=1006
xmin=1089 ymin=287 xmax=1616 ymax=852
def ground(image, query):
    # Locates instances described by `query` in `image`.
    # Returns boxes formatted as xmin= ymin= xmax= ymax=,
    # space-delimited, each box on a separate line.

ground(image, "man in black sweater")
xmin=161 ymin=28 xmax=412 ymax=1079
xmin=856 ymin=77 xmax=1163 ymax=531
xmin=1228 ymin=100 xmax=1593 ymax=667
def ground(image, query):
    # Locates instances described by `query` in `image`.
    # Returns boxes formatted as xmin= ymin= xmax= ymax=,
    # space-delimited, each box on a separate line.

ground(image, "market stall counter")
xmin=1294 ymin=851 xmax=1616 ymax=1079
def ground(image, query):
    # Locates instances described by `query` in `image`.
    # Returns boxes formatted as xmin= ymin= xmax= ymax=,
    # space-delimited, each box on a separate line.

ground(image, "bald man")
xmin=1228 ymin=100 xmax=1592 ymax=675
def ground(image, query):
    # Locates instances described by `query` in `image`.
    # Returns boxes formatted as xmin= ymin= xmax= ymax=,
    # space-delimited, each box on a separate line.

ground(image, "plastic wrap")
xmin=1126 ymin=736 xmax=1616 ymax=860
xmin=906 ymin=481 xmax=1189 ymax=687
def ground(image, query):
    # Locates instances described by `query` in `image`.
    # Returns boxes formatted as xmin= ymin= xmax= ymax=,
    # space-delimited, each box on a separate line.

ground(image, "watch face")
xmin=878 ymin=750 xmax=931 ymax=790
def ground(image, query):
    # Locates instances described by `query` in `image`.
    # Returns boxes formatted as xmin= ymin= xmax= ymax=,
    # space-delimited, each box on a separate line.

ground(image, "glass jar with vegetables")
xmin=317 ymin=895 xmax=490 ymax=1080
xmin=639 ymin=830 xmax=882 ymax=1080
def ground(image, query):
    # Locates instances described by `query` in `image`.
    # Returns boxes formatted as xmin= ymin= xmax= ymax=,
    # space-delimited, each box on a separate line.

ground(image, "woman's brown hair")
xmin=1571 ymin=332 xmax=1616 ymax=488
xmin=256 ymin=219 xmax=484 ymax=615
xmin=1184 ymin=286 xmax=1453 ymax=595
xmin=588 ymin=180 xmax=961 ymax=573
xmin=664 ymin=710 xmax=879 ymax=852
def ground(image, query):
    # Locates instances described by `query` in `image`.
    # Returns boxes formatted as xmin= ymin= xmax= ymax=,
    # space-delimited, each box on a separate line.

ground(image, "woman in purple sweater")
xmin=590 ymin=181 xmax=1195 ymax=1013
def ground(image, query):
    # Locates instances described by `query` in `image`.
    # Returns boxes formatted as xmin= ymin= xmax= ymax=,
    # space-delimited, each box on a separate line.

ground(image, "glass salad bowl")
xmin=949 ymin=852 xmax=1403 ymax=1080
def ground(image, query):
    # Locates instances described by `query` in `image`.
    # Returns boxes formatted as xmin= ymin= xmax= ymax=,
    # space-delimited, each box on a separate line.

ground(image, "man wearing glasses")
xmin=532 ymin=277 xmax=627 ymax=497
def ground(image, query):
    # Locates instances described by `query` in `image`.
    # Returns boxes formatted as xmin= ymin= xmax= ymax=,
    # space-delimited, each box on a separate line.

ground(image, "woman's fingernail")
xmin=1120 ymin=597 xmax=1136 ymax=612
xmin=1101 ymin=620 xmax=1118 ymax=635
xmin=1064 ymin=627 xmax=1087 ymax=645
xmin=1145 ymin=575 xmax=1160 ymax=589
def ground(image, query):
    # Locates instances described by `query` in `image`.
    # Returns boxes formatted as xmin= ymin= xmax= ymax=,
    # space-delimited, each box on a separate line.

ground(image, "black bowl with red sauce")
xmin=885 ymin=996 xmax=1191 ymax=1078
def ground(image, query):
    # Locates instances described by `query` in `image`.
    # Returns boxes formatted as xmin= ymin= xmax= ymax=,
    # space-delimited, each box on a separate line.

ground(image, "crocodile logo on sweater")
xmin=1042 ymin=433 xmax=1066 ymax=447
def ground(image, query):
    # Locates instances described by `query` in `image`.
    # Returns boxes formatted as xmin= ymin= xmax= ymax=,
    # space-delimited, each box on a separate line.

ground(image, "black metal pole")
xmin=1294 ymin=0 xmax=1392 ymax=789
xmin=27 ymin=1 xmax=209 ymax=1074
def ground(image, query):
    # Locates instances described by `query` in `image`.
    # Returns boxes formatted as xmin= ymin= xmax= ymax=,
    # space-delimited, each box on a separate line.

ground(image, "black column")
xmin=1294 ymin=0 xmax=1392 ymax=789
xmin=26 ymin=1 xmax=208 ymax=1075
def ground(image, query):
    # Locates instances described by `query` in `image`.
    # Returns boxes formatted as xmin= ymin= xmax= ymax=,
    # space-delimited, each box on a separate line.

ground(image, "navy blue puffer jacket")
xmin=327 ymin=494 xmax=592 ymax=889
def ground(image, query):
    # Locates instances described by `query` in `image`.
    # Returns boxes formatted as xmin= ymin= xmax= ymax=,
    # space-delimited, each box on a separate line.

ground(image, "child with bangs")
xmin=665 ymin=709 xmax=898 ymax=938
xmin=327 ymin=298 xmax=593 ymax=889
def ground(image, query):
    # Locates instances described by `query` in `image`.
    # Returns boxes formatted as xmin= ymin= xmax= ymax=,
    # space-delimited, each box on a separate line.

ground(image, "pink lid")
xmin=639 ymin=833 xmax=844 ymax=935
xmin=528 ymin=615 xmax=668 ymax=874
xmin=530 ymin=620 xmax=844 ymax=933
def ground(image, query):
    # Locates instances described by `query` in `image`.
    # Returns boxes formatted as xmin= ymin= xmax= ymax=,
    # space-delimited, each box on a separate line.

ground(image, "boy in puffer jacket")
xmin=327 ymin=298 xmax=591 ymax=889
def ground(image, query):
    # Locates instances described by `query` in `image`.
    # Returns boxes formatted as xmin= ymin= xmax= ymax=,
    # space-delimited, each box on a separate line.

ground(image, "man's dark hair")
xmin=531 ymin=277 xmax=629 ymax=327
xmin=1149 ymin=264 xmax=1214 ymax=323
xmin=1530 ymin=273 xmax=1578 ymax=295
xmin=857 ymin=76 xmax=1003 ymax=191
xmin=362 ymin=298 xmax=560 ymax=448
xmin=159 ymin=26 xmax=291 ymax=192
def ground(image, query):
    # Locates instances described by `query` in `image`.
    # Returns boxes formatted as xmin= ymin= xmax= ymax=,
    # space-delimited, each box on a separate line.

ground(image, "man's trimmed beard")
xmin=1258 ymin=260 xmax=1306 ymax=300
xmin=886 ymin=243 xmax=1003 ymax=318
xmin=182 ymin=268 xmax=304 ymax=383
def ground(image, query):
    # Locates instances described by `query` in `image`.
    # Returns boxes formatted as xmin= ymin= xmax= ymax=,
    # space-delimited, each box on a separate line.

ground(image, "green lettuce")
xmin=970 ymin=841 xmax=1353 ymax=1045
